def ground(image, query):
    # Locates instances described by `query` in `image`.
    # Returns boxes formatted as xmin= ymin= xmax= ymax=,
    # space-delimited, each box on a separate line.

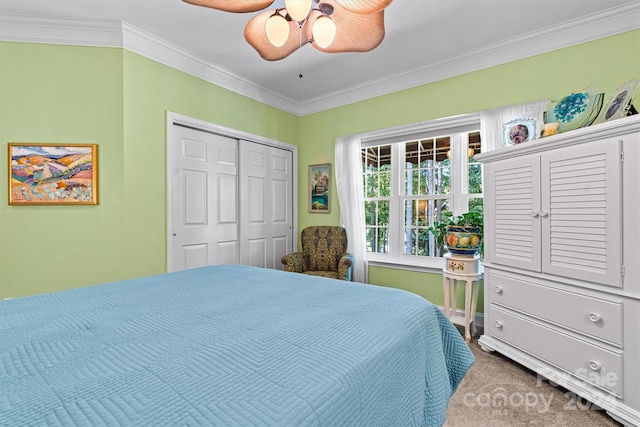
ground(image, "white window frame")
xmin=361 ymin=113 xmax=483 ymax=271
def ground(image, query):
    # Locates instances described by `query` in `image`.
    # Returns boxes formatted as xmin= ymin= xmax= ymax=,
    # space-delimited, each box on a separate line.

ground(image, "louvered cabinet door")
xmin=541 ymin=139 xmax=622 ymax=287
xmin=485 ymin=156 xmax=542 ymax=271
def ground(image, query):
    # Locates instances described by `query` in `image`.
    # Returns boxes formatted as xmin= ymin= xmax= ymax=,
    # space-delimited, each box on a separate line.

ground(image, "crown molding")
xmin=1 ymin=2 xmax=638 ymax=117
xmin=121 ymin=23 xmax=300 ymax=114
xmin=0 ymin=14 xmax=122 ymax=47
xmin=0 ymin=14 xmax=301 ymax=114
xmin=297 ymin=2 xmax=640 ymax=115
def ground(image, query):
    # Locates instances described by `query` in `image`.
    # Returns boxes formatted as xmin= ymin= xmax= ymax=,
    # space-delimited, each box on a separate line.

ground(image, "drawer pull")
xmin=588 ymin=313 xmax=601 ymax=323
xmin=494 ymin=286 xmax=503 ymax=294
xmin=494 ymin=321 xmax=503 ymax=329
xmin=589 ymin=361 xmax=602 ymax=372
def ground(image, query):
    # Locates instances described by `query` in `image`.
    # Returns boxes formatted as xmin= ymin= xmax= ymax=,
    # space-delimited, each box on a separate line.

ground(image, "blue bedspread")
xmin=0 ymin=265 xmax=474 ymax=426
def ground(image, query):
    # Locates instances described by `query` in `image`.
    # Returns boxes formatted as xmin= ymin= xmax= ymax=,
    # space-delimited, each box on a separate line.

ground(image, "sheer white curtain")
xmin=335 ymin=134 xmax=368 ymax=283
xmin=480 ymin=99 xmax=550 ymax=152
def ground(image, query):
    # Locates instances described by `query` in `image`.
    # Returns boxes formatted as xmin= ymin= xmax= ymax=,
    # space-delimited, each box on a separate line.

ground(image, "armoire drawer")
xmin=489 ymin=273 xmax=622 ymax=346
xmin=489 ymin=306 xmax=623 ymax=396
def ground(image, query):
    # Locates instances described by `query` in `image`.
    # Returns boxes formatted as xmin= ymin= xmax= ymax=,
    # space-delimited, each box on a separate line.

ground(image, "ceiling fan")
xmin=182 ymin=0 xmax=393 ymax=61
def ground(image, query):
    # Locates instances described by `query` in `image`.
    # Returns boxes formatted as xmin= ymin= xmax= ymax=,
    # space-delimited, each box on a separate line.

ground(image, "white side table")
xmin=442 ymin=253 xmax=483 ymax=343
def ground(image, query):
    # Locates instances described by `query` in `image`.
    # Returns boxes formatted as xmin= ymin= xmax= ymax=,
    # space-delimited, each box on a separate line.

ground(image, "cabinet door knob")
xmin=494 ymin=286 xmax=503 ymax=294
xmin=588 ymin=361 xmax=602 ymax=372
xmin=540 ymin=211 xmax=549 ymax=218
xmin=588 ymin=313 xmax=601 ymax=323
xmin=531 ymin=212 xmax=539 ymax=218
xmin=494 ymin=321 xmax=503 ymax=329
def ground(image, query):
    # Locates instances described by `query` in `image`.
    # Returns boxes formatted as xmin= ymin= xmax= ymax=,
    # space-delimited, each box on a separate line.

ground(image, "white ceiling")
xmin=1 ymin=0 xmax=639 ymax=115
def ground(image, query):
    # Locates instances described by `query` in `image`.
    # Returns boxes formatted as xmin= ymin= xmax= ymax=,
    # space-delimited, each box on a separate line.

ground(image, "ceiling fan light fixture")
xmin=312 ymin=15 xmax=336 ymax=48
xmin=265 ymin=12 xmax=290 ymax=47
xmin=183 ymin=0 xmax=392 ymax=60
xmin=284 ymin=0 xmax=313 ymax=22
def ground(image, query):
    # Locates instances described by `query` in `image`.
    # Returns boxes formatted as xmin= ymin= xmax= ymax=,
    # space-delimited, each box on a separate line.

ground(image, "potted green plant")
xmin=428 ymin=210 xmax=483 ymax=257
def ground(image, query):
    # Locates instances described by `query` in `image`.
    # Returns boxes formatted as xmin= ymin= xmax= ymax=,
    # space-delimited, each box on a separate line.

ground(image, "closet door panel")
xmin=240 ymin=141 xmax=294 ymax=269
xmin=169 ymin=126 xmax=238 ymax=271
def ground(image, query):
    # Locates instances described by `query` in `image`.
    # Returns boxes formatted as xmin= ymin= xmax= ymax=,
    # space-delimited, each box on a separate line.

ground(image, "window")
xmin=363 ymin=145 xmax=391 ymax=254
xmin=362 ymin=119 xmax=483 ymax=269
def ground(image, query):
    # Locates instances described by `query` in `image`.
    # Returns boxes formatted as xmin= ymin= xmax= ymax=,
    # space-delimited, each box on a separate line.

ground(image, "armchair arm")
xmin=338 ymin=253 xmax=354 ymax=281
xmin=281 ymin=251 xmax=305 ymax=273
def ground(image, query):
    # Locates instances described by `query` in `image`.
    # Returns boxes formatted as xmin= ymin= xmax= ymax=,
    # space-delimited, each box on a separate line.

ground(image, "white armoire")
xmin=477 ymin=115 xmax=640 ymax=426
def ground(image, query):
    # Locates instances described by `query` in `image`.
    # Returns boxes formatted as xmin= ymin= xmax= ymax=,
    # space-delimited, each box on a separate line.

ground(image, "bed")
xmin=0 ymin=264 xmax=474 ymax=426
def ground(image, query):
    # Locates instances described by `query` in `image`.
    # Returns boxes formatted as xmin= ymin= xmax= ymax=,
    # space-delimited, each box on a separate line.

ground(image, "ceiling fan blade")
xmin=307 ymin=1 xmax=385 ymax=53
xmin=245 ymin=10 xmax=310 ymax=61
xmin=334 ymin=0 xmax=392 ymax=15
xmin=182 ymin=0 xmax=275 ymax=13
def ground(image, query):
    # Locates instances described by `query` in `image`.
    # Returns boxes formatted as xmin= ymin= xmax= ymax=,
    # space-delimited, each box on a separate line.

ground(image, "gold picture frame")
xmin=308 ymin=163 xmax=330 ymax=213
xmin=9 ymin=143 xmax=98 ymax=205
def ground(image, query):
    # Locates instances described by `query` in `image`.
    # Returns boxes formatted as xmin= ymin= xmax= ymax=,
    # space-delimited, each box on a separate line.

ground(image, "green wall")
xmin=0 ymin=42 xmax=298 ymax=298
xmin=119 ymin=51 xmax=299 ymax=280
xmin=0 ymin=43 xmax=126 ymax=297
xmin=297 ymin=29 xmax=640 ymax=306
xmin=1 ymin=29 xmax=639 ymax=307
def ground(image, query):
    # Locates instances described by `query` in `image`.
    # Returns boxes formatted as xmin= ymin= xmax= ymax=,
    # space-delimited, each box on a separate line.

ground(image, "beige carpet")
xmin=444 ymin=337 xmax=623 ymax=426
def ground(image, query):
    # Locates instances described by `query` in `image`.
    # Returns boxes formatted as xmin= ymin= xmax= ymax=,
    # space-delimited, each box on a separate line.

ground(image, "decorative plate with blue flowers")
xmin=554 ymin=92 xmax=589 ymax=123
xmin=545 ymin=89 xmax=604 ymax=133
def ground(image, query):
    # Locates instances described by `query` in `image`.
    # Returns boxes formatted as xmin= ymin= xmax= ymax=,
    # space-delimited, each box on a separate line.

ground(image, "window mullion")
xmin=450 ymin=133 xmax=467 ymax=216
xmin=389 ymin=143 xmax=404 ymax=259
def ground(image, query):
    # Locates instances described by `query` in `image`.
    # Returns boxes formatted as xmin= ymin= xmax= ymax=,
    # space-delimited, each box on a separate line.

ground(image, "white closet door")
xmin=169 ymin=125 xmax=238 ymax=272
xmin=239 ymin=140 xmax=294 ymax=269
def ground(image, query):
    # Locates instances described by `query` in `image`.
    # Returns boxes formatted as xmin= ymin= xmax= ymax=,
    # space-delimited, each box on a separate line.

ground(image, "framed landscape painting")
xmin=9 ymin=143 xmax=98 ymax=205
xmin=308 ymin=163 xmax=330 ymax=213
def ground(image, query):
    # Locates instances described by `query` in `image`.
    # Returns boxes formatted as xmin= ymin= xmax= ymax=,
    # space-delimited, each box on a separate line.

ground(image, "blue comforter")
xmin=0 ymin=265 xmax=474 ymax=426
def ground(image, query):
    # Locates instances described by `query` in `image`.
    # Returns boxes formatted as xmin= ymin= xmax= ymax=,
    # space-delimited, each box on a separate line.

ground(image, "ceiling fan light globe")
xmin=265 ymin=14 xmax=290 ymax=47
xmin=284 ymin=0 xmax=312 ymax=22
xmin=312 ymin=16 xmax=336 ymax=48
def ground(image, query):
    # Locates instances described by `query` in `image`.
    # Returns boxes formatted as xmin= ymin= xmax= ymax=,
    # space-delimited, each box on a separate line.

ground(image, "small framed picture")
xmin=9 ymin=143 xmax=98 ymax=205
xmin=503 ymin=118 xmax=536 ymax=146
xmin=308 ymin=163 xmax=330 ymax=213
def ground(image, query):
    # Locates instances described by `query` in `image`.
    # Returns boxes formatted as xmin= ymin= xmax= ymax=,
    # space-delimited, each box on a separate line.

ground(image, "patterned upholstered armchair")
xmin=281 ymin=226 xmax=354 ymax=281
